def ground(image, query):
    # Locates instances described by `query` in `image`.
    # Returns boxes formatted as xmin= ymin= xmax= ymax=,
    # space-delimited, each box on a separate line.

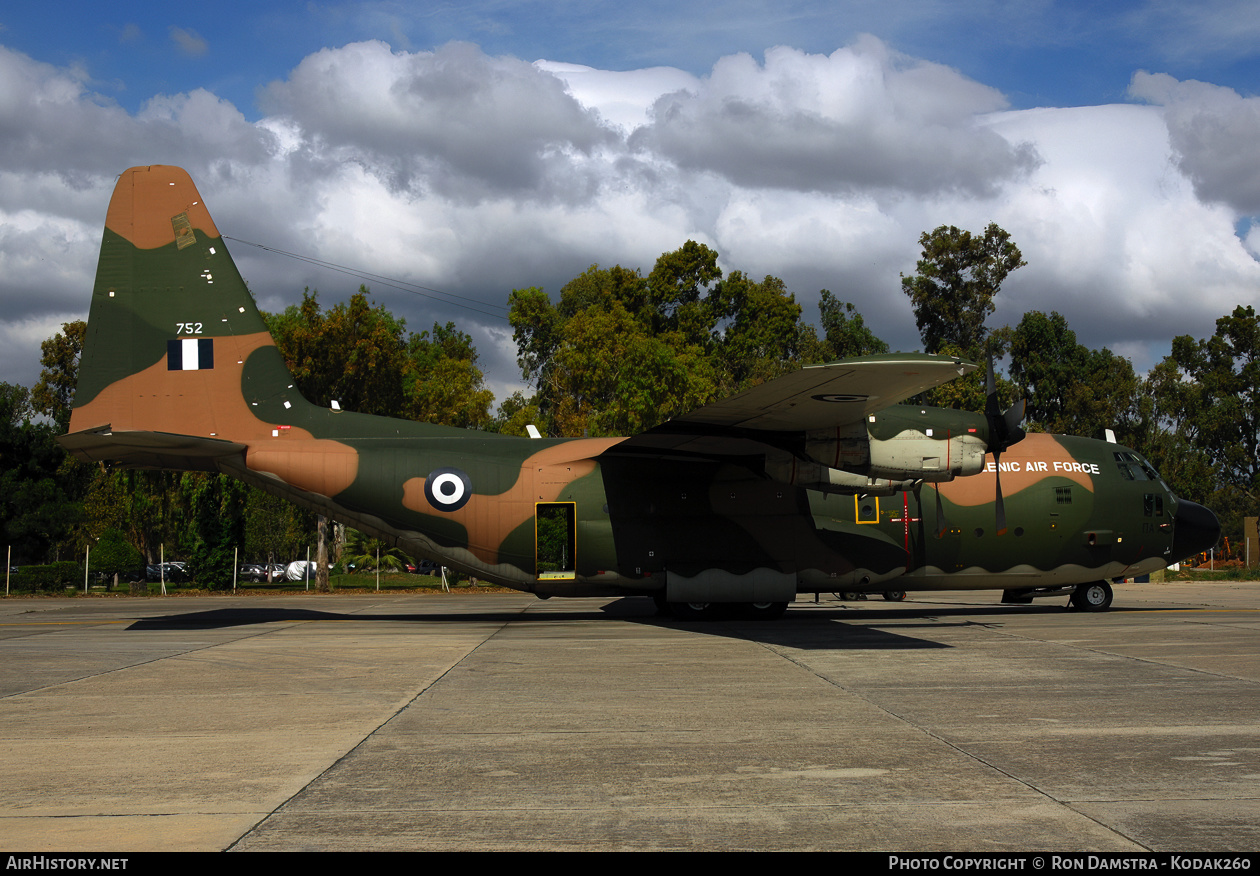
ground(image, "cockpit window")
xmin=1114 ymin=451 xmax=1149 ymax=481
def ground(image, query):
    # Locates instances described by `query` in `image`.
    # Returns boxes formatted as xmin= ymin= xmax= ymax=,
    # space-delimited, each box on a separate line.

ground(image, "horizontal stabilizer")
xmin=59 ymin=426 xmax=246 ymax=472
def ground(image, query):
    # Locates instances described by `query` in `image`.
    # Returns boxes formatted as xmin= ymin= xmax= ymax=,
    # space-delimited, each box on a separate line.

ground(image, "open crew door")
xmin=536 ymin=502 xmax=576 ymax=580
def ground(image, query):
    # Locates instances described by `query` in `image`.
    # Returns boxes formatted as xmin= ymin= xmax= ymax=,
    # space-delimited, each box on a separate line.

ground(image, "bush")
xmin=8 ymin=561 xmax=83 ymax=593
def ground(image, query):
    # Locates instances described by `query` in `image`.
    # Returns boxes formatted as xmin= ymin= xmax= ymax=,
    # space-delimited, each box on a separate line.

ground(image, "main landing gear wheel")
xmin=881 ymin=591 xmax=907 ymax=602
xmin=669 ymin=602 xmax=716 ymax=621
xmin=1070 ymin=581 xmax=1113 ymax=612
xmin=743 ymin=602 xmax=789 ymax=620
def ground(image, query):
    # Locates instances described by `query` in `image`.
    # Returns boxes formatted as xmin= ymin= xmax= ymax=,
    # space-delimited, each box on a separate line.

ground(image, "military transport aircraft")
xmin=59 ymin=166 xmax=1221 ymax=619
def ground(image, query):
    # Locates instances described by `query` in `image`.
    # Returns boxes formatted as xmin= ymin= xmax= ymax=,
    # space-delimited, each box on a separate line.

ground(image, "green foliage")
xmin=342 ymin=527 xmax=412 ymax=573
xmin=91 ymin=528 xmax=144 ymax=582
xmin=267 ymin=288 xmax=410 ymax=415
xmin=817 ymin=290 xmax=889 ymax=359
xmin=1159 ymin=305 xmax=1260 ymax=493
xmin=32 ymin=321 xmax=85 ymax=433
xmin=8 ymin=561 xmax=82 ymax=593
xmin=509 ymin=240 xmax=818 ymax=437
xmin=901 ymin=223 xmax=1025 ymax=357
xmin=267 ymin=289 xmax=493 ymax=428
xmin=535 ymin=505 xmax=573 ymax=573
xmin=1145 ymin=305 xmax=1260 ymax=540
xmin=403 ymin=322 xmax=494 ymax=428
xmin=710 ymin=271 xmax=807 ymax=392
xmin=490 ymin=391 xmax=541 ymax=437
xmin=1007 ymin=311 xmax=1144 ymax=443
xmin=244 ymin=489 xmax=313 ymax=565
xmin=0 ymin=381 xmax=81 ymax=564
xmin=184 ymin=474 xmax=248 ymax=589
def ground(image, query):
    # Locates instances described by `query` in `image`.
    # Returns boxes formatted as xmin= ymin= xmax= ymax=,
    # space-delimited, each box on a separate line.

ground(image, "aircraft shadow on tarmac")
xmin=118 ymin=596 xmax=1173 ymax=651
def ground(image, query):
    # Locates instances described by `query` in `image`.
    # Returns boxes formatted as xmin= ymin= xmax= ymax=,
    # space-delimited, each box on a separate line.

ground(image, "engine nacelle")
xmin=798 ymin=405 xmax=992 ymax=484
xmin=763 ymin=453 xmax=917 ymax=496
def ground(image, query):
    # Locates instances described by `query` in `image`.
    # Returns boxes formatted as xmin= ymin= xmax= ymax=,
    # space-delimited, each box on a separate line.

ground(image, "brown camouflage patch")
xmin=938 ymin=433 xmax=1095 ymax=507
xmin=69 ymin=331 xmax=302 ymax=441
xmin=106 ymin=166 xmax=221 ymax=251
xmin=401 ymin=437 xmax=626 ymax=564
xmin=246 ymin=442 xmax=360 ymax=498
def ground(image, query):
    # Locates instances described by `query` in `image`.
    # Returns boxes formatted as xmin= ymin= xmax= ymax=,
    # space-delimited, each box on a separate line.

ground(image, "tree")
xmin=403 ymin=322 xmax=494 ymax=429
xmin=490 ymin=391 xmax=541 ymax=437
xmin=32 ymin=321 xmax=85 ymax=433
xmin=901 ymin=223 xmax=1025 ymax=357
xmin=1007 ymin=311 xmax=1144 ymax=443
xmin=90 ymin=528 xmax=144 ymax=592
xmin=184 ymin=474 xmax=248 ymax=589
xmin=342 ymin=527 xmax=412 ymax=573
xmin=0 ymin=381 xmax=81 ymax=564
xmin=509 ymin=241 xmax=815 ymax=437
xmin=709 ymin=271 xmax=807 ymax=393
xmin=817 ymin=290 xmax=888 ymax=359
xmin=1152 ymin=305 xmax=1260 ymax=501
xmin=267 ymin=288 xmax=410 ymax=415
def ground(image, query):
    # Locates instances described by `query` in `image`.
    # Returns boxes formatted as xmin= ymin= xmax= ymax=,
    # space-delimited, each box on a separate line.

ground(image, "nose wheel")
xmin=1070 ymin=581 xmax=1113 ymax=612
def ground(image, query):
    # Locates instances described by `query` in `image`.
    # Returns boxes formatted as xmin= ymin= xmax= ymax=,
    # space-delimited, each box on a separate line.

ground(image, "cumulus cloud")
xmin=1129 ymin=71 xmax=1260 ymax=215
xmin=0 ymin=46 xmax=276 ymax=185
xmin=534 ymin=61 xmax=700 ymax=132
xmin=259 ymin=40 xmax=618 ymax=202
xmin=0 ymin=35 xmax=1258 ymax=394
xmin=980 ymin=104 xmax=1260 ymax=349
xmin=628 ymin=38 xmax=1040 ymax=197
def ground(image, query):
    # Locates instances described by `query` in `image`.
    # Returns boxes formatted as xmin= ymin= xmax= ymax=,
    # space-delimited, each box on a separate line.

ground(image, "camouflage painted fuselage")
xmin=62 ymin=166 xmax=1219 ymax=605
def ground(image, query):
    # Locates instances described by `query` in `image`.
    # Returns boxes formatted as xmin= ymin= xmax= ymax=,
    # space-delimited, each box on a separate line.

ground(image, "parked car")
xmin=146 ymin=562 xmax=190 ymax=583
xmin=238 ymin=564 xmax=268 ymax=582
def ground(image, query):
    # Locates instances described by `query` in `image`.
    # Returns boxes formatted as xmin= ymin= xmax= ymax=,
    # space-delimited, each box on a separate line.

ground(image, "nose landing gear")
xmin=1070 ymin=581 xmax=1113 ymax=612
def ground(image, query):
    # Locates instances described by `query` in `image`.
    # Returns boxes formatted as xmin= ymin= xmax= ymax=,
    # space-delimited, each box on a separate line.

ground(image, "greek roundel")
xmin=424 ymin=467 xmax=472 ymax=511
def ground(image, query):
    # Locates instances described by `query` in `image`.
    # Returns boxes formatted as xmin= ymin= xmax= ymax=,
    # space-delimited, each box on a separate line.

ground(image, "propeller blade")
xmin=985 ymin=356 xmax=1000 ymax=417
xmin=1004 ymin=398 xmax=1026 ymax=434
xmin=994 ymin=450 xmax=1008 ymax=536
xmin=935 ymin=483 xmax=949 ymax=538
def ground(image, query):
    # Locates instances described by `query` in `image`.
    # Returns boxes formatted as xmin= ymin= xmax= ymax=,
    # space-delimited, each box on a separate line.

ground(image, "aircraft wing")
xmin=608 ymin=353 xmax=975 ymax=456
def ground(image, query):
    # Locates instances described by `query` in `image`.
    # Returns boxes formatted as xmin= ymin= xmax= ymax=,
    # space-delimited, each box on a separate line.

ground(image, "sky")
xmin=3 ymin=1 xmax=1260 ymax=408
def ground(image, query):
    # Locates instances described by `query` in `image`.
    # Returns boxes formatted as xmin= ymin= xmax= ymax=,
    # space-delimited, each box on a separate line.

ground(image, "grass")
xmin=5 ymin=571 xmax=516 ymax=597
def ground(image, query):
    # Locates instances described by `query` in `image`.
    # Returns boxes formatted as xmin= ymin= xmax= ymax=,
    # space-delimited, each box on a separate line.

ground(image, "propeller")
xmin=914 ymin=479 xmax=950 ymax=539
xmin=934 ymin=480 xmax=949 ymax=538
xmin=984 ymin=356 xmax=1026 ymax=536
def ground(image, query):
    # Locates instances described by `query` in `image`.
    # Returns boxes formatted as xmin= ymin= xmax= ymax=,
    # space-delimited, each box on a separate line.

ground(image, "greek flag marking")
xmin=167 ymin=338 xmax=214 ymax=371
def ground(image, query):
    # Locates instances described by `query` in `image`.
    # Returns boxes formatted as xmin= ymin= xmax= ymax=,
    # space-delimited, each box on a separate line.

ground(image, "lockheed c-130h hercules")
xmin=59 ymin=166 xmax=1221 ymax=619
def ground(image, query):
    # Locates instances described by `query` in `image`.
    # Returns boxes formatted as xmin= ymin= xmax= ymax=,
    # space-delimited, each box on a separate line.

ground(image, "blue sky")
xmin=7 ymin=1 xmax=1259 ymax=114
xmin=2 ymin=1 xmax=1260 ymax=403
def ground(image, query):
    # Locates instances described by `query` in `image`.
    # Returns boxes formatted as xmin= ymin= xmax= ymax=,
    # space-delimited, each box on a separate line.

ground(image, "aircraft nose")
xmin=1171 ymin=498 xmax=1221 ymax=561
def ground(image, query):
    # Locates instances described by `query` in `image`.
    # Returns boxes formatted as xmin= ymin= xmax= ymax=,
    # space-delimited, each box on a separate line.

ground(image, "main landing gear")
xmin=665 ymin=601 xmax=789 ymax=620
xmin=1069 ymin=581 xmax=1113 ymax=612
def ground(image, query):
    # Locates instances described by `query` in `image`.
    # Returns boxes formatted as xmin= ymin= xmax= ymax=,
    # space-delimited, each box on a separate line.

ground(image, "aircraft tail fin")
xmin=65 ymin=165 xmax=312 ymax=463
